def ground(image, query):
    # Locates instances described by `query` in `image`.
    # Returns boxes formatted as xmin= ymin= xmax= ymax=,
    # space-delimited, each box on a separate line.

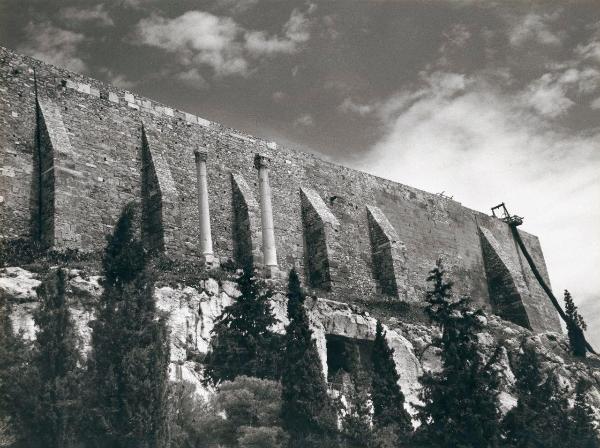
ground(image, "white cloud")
xmin=134 ymin=11 xmax=247 ymax=76
xmin=245 ymin=9 xmax=310 ymax=56
xmin=294 ymin=113 xmax=314 ymax=127
xmin=175 ymin=68 xmax=209 ymax=89
xmin=60 ymin=4 xmax=114 ymax=27
xmin=338 ymin=97 xmax=375 ymax=116
xmin=509 ymin=12 xmax=562 ymax=47
xmin=520 ymin=66 xmax=600 ymax=117
xmin=362 ymin=71 xmax=600 ymax=329
xmin=133 ymin=8 xmax=312 ymax=77
xmin=521 ymin=73 xmax=575 ymax=118
xmin=18 ymin=22 xmax=87 ymax=73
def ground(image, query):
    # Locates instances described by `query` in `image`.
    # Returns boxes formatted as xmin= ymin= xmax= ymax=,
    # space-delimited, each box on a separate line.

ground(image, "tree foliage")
xmin=564 ymin=290 xmax=587 ymax=357
xmin=168 ymin=377 xmax=288 ymax=448
xmin=204 ymin=267 xmax=280 ymax=384
xmin=371 ymin=320 xmax=412 ymax=446
xmin=502 ymin=344 xmax=571 ymax=448
xmin=339 ymin=369 xmax=376 ymax=448
xmin=280 ymin=269 xmax=337 ymax=448
xmin=31 ymin=269 xmax=83 ymax=448
xmin=568 ymin=379 xmax=600 ymax=448
xmin=85 ymin=203 xmax=170 ymax=448
xmin=415 ymin=260 xmax=502 ymax=448
xmin=0 ymin=296 xmax=35 ymax=446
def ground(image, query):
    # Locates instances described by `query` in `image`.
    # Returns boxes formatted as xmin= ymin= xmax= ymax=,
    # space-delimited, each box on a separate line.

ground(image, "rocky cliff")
xmin=1 ymin=265 xmax=598 ymax=421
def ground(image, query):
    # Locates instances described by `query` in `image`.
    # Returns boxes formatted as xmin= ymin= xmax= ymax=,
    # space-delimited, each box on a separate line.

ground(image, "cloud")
xmin=245 ymin=9 xmax=310 ymax=56
xmin=362 ymin=71 xmax=600 ymax=325
xmin=294 ymin=114 xmax=315 ymax=127
xmin=18 ymin=22 xmax=87 ymax=73
xmin=133 ymin=8 xmax=312 ymax=77
xmin=175 ymin=68 xmax=209 ymax=89
xmin=338 ymin=97 xmax=376 ymax=116
xmin=509 ymin=12 xmax=563 ymax=47
xmin=520 ymin=73 xmax=575 ymax=118
xmin=134 ymin=11 xmax=247 ymax=76
xmin=60 ymin=4 xmax=114 ymax=27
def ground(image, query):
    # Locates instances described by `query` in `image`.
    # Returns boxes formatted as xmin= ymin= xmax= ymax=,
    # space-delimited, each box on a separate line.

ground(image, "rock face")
xmin=2 ymin=267 xmax=599 ymax=422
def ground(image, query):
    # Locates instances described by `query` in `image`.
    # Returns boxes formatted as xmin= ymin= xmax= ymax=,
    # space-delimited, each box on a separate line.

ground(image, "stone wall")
xmin=0 ymin=46 xmax=561 ymax=332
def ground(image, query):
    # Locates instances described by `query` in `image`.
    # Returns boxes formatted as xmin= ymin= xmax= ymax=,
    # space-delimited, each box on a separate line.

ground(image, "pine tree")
xmin=204 ymin=266 xmax=280 ymax=384
xmin=415 ymin=260 xmax=502 ymax=448
xmin=502 ymin=344 xmax=571 ymax=448
xmin=0 ymin=298 xmax=36 ymax=446
xmin=564 ymin=290 xmax=587 ymax=357
xmin=85 ymin=203 xmax=170 ymax=447
xmin=30 ymin=268 xmax=82 ymax=448
xmin=370 ymin=320 xmax=412 ymax=446
xmin=568 ymin=379 xmax=599 ymax=448
xmin=280 ymin=269 xmax=337 ymax=448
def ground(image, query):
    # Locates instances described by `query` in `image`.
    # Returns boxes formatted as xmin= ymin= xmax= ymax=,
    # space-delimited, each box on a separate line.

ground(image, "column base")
xmin=263 ymin=265 xmax=280 ymax=279
xmin=201 ymin=254 xmax=220 ymax=269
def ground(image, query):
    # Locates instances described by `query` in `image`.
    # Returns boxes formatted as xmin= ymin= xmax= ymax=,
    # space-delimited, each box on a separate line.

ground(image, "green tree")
xmin=85 ymin=203 xmax=170 ymax=448
xmin=415 ymin=260 xmax=502 ymax=448
xmin=370 ymin=320 xmax=412 ymax=446
xmin=568 ymin=379 xmax=600 ymax=448
xmin=204 ymin=267 xmax=280 ymax=384
xmin=564 ymin=290 xmax=587 ymax=357
xmin=280 ymin=269 xmax=337 ymax=448
xmin=30 ymin=269 xmax=82 ymax=448
xmin=502 ymin=344 xmax=571 ymax=448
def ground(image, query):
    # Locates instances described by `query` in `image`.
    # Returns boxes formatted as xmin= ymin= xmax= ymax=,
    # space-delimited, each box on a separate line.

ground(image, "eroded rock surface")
xmin=2 ymin=267 xmax=599 ymax=422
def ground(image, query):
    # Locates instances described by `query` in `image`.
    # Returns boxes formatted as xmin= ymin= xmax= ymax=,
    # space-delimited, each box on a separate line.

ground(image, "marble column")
xmin=194 ymin=148 xmax=214 ymax=263
xmin=254 ymin=153 xmax=278 ymax=273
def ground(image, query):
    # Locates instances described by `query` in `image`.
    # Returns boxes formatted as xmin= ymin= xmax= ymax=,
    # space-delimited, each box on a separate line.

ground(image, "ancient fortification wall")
xmin=0 ymin=46 xmax=560 ymax=333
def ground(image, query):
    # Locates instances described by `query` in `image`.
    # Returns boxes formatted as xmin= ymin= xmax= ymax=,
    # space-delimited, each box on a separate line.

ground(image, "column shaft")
xmin=254 ymin=154 xmax=277 ymax=267
xmin=194 ymin=149 xmax=213 ymax=258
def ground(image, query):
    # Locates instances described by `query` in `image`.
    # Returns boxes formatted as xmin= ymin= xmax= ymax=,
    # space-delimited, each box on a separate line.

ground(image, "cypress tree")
xmin=30 ymin=269 xmax=82 ymax=448
xmin=502 ymin=344 xmax=571 ymax=448
xmin=415 ymin=260 xmax=502 ymax=448
xmin=0 ymin=298 xmax=35 ymax=446
xmin=564 ymin=290 xmax=587 ymax=357
xmin=204 ymin=266 xmax=280 ymax=384
xmin=371 ymin=320 xmax=412 ymax=445
xmin=340 ymin=369 xmax=375 ymax=448
xmin=280 ymin=269 xmax=337 ymax=448
xmin=85 ymin=203 xmax=170 ymax=447
xmin=568 ymin=379 xmax=599 ymax=448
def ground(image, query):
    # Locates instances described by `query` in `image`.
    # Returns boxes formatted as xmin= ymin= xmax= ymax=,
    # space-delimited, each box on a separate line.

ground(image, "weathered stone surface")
xmin=366 ymin=205 xmax=409 ymax=300
xmin=1 ymin=267 xmax=598 ymax=425
xmin=300 ymin=187 xmax=340 ymax=291
xmin=0 ymin=46 xmax=560 ymax=331
xmin=0 ymin=267 xmax=41 ymax=302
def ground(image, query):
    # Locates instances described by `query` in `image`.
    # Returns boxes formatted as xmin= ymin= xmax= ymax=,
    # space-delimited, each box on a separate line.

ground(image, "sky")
xmin=1 ymin=0 xmax=599 ymax=346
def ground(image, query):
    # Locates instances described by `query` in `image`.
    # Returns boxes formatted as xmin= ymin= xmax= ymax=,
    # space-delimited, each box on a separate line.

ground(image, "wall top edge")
xmin=0 ymin=45 xmax=537 ymax=238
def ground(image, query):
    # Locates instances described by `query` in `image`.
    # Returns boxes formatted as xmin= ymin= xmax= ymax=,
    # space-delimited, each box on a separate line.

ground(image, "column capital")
xmin=194 ymin=148 xmax=208 ymax=163
xmin=254 ymin=153 xmax=271 ymax=170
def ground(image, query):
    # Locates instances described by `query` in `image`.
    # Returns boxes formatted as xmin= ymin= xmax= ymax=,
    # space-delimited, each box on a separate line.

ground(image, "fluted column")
xmin=254 ymin=154 xmax=278 ymax=272
xmin=194 ymin=148 xmax=214 ymax=262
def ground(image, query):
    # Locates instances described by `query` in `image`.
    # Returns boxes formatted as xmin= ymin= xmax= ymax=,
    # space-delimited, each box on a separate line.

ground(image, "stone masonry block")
xmin=300 ymin=187 xmax=340 ymax=291
xmin=231 ymin=173 xmax=262 ymax=269
xmin=141 ymin=124 xmax=180 ymax=255
xmin=366 ymin=205 xmax=409 ymax=300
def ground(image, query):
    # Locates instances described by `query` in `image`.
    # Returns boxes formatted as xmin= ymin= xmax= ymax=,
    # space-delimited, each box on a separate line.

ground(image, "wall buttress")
xmin=300 ymin=187 xmax=340 ymax=290
xmin=231 ymin=173 xmax=261 ymax=269
xmin=366 ymin=205 xmax=408 ymax=300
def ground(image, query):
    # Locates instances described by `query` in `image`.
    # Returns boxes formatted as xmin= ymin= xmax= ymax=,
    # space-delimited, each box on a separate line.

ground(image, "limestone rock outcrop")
xmin=1 ymin=267 xmax=598 ymax=421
